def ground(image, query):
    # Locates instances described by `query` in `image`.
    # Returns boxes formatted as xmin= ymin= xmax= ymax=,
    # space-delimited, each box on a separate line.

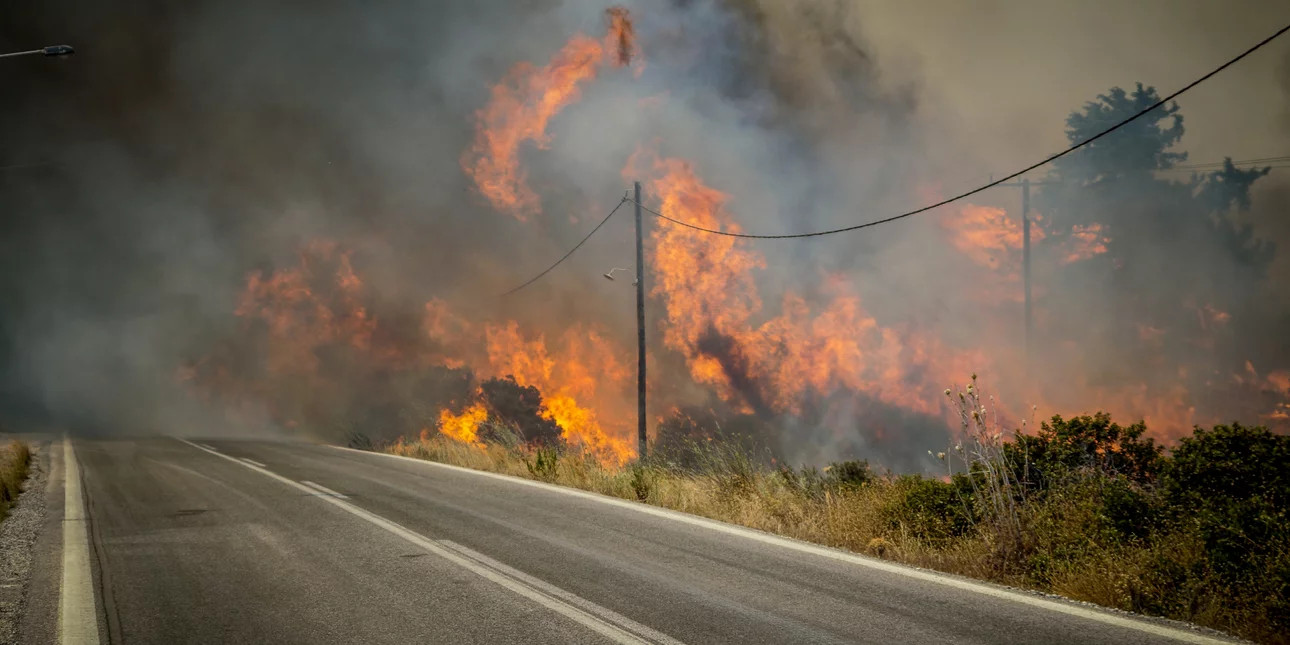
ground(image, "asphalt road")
xmin=22 ymin=437 xmax=1237 ymax=644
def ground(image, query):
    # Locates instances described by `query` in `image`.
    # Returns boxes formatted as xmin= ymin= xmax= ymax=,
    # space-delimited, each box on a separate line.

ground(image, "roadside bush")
xmin=827 ymin=460 xmax=874 ymax=489
xmin=1006 ymin=412 xmax=1163 ymax=492
xmin=479 ymin=376 xmax=564 ymax=449
xmin=884 ymin=475 xmax=977 ymax=544
xmin=1160 ymin=423 xmax=1290 ymax=636
xmin=391 ymin=402 xmax=1290 ymax=643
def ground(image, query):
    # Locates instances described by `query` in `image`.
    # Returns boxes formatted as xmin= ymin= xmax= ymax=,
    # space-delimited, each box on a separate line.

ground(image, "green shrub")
xmin=1006 ymin=413 xmax=1162 ymax=493
xmin=885 ymin=475 xmax=977 ymax=543
xmin=827 ymin=460 xmax=873 ymax=489
xmin=1096 ymin=475 xmax=1162 ymax=543
xmin=1161 ymin=423 xmax=1290 ymax=582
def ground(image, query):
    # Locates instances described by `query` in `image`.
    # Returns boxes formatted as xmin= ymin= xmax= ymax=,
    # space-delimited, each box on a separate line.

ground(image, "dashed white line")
xmin=59 ymin=438 xmax=101 ymax=645
xmin=180 ymin=439 xmax=676 ymax=645
xmin=300 ymin=480 xmax=348 ymax=499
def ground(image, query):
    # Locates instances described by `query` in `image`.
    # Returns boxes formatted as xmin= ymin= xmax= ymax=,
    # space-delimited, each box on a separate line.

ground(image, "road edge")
xmin=58 ymin=438 xmax=101 ymax=645
xmin=330 ymin=444 xmax=1244 ymax=645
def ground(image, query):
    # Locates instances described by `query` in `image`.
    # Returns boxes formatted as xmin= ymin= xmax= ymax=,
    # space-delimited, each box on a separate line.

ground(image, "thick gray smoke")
xmin=1 ymin=1 xmax=1287 ymax=469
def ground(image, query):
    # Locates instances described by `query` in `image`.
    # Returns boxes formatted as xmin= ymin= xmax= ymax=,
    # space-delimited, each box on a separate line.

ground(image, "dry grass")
xmin=0 ymin=440 xmax=32 ymax=524
xmin=385 ymin=435 xmax=1278 ymax=644
xmin=387 ymin=437 xmax=1015 ymax=575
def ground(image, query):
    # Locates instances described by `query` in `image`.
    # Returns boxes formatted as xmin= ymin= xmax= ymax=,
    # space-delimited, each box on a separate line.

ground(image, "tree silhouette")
xmin=1032 ymin=83 xmax=1274 ymax=399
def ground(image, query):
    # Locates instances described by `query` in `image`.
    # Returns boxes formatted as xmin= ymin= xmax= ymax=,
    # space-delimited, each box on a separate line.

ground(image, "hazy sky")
xmin=849 ymin=0 xmax=1290 ymax=174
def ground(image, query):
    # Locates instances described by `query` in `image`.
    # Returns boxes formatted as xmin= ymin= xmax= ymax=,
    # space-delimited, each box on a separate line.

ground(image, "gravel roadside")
xmin=0 ymin=440 xmax=49 ymax=643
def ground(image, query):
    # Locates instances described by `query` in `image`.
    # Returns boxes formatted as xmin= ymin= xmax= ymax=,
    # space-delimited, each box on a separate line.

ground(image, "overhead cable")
xmin=630 ymin=22 xmax=1290 ymax=240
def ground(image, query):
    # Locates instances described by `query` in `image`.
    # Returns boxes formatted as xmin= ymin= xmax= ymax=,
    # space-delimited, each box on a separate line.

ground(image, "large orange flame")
xmin=631 ymin=149 xmax=986 ymax=425
xmin=462 ymin=7 xmax=639 ymax=220
xmin=483 ymin=322 xmax=634 ymax=465
xmin=438 ymin=403 xmax=488 ymax=445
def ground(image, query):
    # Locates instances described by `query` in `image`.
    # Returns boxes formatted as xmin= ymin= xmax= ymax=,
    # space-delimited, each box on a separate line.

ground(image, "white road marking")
xmin=196 ymin=443 xmax=217 ymax=452
xmin=240 ymin=458 xmax=266 ymax=468
xmin=300 ymin=480 xmax=348 ymax=499
xmin=180 ymin=440 xmax=674 ymax=645
xmin=338 ymin=446 xmax=1233 ymax=645
xmin=439 ymin=540 xmax=686 ymax=645
xmin=59 ymin=438 xmax=101 ymax=645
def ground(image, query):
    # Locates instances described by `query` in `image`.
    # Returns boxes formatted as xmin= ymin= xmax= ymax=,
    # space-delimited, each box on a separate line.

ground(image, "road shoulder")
xmin=18 ymin=436 xmax=67 ymax=644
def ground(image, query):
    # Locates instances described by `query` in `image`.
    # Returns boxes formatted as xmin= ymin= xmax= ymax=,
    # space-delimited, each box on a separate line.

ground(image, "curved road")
xmin=21 ymin=437 xmax=1236 ymax=644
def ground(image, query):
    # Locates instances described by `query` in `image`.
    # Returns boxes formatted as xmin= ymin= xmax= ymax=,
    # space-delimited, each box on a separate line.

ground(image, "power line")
xmin=1157 ymin=164 xmax=1290 ymax=173
xmin=1185 ymin=155 xmax=1290 ymax=167
xmin=1161 ymin=155 xmax=1290 ymax=170
xmin=500 ymin=198 xmax=627 ymax=296
xmin=629 ymin=22 xmax=1290 ymax=240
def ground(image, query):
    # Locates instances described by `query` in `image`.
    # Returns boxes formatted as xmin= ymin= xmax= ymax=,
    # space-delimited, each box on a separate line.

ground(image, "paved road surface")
xmin=22 ymin=437 xmax=1236 ymax=644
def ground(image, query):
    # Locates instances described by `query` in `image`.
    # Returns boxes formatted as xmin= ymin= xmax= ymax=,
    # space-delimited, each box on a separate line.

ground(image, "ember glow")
xmin=941 ymin=204 xmax=1043 ymax=270
xmin=1063 ymin=223 xmax=1110 ymax=264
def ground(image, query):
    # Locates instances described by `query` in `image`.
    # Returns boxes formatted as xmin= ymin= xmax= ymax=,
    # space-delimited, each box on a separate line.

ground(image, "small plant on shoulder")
xmin=346 ymin=431 xmax=376 ymax=451
xmin=524 ymin=445 xmax=560 ymax=481
xmin=628 ymin=463 xmax=656 ymax=502
xmin=941 ymin=374 xmax=1027 ymax=539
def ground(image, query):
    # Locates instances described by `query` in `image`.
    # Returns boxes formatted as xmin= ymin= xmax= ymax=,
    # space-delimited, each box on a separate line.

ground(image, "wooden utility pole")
xmin=1022 ymin=178 xmax=1031 ymax=371
xmin=634 ymin=181 xmax=647 ymax=459
xmin=999 ymin=178 xmax=1058 ymax=373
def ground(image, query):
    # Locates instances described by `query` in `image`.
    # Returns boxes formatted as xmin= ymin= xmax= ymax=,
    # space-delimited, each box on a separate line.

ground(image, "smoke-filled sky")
xmin=1 ymin=1 xmax=1288 ymax=468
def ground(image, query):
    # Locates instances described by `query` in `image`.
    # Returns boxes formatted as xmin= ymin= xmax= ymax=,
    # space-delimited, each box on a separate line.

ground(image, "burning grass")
xmin=0 ymin=440 xmax=32 ymax=524
xmin=377 ymin=385 xmax=1289 ymax=644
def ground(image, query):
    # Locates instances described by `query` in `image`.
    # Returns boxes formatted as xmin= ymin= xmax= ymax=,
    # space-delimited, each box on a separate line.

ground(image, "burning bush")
xmin=478 ymin=376 xmax=565 ymax=449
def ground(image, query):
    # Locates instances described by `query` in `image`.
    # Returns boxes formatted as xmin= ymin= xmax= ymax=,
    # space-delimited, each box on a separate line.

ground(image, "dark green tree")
xmin=1032 ymin=83 xmax=1274 ymax=403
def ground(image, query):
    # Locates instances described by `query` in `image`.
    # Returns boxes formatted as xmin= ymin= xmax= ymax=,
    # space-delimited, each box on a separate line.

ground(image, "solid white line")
xmin=197 ymin=443 xmax=217 ymax=451
xmin=336 ymin=445 xmax=1234 ymax=645
xmin=300 ymin=480 xmax=348 ymax=499
xmin=59 ymin=438 xmax=101 ymax=645
xmin=240 ymin=458 xmax=266 ymax=468
xmin=179 ymin=440 xmax=669 ymax=645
